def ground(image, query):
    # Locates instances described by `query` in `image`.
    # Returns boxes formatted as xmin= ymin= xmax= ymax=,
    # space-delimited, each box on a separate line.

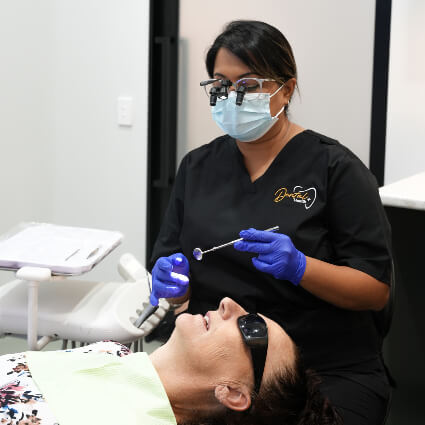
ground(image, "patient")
xmin=0 ymin=297 xmax=341 ymax=425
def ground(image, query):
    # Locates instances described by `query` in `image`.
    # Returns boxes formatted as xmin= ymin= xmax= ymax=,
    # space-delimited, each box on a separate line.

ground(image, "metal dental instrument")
xmin=193 ymin=226 xmax=279 ymax=261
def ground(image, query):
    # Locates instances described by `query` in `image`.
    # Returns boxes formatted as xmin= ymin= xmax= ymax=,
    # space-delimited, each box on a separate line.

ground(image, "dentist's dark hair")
xmin=205 ymin=20 xmax=298 ymax=111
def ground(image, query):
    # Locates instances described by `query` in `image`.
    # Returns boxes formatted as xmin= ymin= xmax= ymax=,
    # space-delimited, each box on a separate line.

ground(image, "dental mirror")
xmin=193 ymin=226 xmax=279 ymax=261
xmin=193 ymin=247 xmax=203 ymax=261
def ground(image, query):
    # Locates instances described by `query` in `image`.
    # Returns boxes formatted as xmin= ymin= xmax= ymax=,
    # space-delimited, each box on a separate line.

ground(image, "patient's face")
xmin=172 ymin=297 xmax=295 ymax=390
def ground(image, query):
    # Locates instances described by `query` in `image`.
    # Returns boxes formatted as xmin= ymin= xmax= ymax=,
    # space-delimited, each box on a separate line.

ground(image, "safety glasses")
xmin=237 ymin=313 xmax=268 ymax=395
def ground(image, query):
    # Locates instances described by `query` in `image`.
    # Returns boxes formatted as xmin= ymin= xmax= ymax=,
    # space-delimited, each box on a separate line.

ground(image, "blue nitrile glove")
xmin=234 ymin=228 xmax=306 ymax=285
xmin=150 ymin=253 xmax=190 ymax=306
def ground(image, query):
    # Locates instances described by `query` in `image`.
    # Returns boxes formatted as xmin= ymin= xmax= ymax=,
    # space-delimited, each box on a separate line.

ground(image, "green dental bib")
xmin=27 ymin=350 xmax=176 ymax=425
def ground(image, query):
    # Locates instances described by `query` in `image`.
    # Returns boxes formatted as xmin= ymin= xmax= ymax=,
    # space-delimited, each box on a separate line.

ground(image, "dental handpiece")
xmin=133 ymin=269 xmax=189 ymax=328
xmin=193 ymin=225 xmax=279 ymax=261
xmin=133 ymin=303 xmax=158 ymax=328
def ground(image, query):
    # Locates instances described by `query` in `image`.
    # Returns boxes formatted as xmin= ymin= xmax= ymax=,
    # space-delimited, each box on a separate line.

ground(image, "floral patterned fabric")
xmin=0 ymin=341 xmax=130 ymax=424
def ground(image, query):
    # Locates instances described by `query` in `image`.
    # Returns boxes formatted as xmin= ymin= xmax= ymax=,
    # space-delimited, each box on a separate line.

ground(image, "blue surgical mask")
xmin=211 ymin=86 xmax=286 ymax=142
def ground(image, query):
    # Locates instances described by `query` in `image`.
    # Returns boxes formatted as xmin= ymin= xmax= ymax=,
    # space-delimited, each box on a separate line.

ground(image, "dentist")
xmin=150 ymin=20 xmax=392 ymax=425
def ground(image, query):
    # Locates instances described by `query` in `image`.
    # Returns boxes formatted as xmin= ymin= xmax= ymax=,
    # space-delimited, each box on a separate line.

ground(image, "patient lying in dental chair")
xmin=0 ymin=297 xmax=341 ymax=425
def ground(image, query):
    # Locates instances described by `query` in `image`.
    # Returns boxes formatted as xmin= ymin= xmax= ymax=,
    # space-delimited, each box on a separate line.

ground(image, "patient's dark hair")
xmin=205 ymin=20 xmax=298 ymax=112
xmin=244 ymin=365 xmax=342 ymax=425
xmin=180 ymin=350 xmax=342 ymax=425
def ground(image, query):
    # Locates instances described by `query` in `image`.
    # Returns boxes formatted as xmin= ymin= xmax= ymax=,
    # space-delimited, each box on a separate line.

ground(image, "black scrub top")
xmin=150 ymin=130 xmax=392 ymax=371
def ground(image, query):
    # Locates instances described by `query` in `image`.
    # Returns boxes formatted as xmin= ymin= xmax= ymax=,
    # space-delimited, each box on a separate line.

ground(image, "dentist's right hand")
xmin=150 ymin=253 xmax=190 ymax=306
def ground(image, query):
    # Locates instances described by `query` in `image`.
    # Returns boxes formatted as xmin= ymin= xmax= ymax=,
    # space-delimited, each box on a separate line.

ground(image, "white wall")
xmin=0 ymin=0 xmax=150 ymax=283
xmin=384 ymin=0 xmax=425 ymax=184
xmin=178 ymin=0 xmax=376 ymax=166
xmin=0 ymin=2 xmax=53 ymax=228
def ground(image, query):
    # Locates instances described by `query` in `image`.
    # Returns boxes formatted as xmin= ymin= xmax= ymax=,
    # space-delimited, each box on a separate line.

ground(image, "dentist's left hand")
xmin=150 ymin=253 xmax=190 ymax=306
xmin=234 ymin=228 xmax=306 ymax=286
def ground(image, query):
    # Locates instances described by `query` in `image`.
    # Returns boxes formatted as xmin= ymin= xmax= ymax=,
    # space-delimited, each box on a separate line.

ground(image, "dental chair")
xmin=0 ymin=254 xmax=170 ymax=351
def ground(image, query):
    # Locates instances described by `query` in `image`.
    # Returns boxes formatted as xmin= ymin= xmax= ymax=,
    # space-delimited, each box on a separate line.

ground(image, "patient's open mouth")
xmin=204 ymin=313 xmax=210 ymax=330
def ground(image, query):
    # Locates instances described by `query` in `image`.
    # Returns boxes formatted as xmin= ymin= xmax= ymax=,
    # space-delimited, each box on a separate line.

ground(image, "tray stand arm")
xmin=15 ymin=266 xmax=56 ymax=351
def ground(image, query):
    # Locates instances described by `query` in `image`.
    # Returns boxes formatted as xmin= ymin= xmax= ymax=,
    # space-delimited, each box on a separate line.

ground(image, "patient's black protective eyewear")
xmin=237 ymin=313 xmax=268 ymax=395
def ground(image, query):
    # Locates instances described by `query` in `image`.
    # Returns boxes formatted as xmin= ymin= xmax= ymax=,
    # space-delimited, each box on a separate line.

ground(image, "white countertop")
xmin=379 ymin=171 xmax=425 ymax=211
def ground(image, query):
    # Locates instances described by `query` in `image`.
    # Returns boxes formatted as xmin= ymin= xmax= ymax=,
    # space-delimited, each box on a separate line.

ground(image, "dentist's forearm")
xmin=300 ymin=257 xmax=389 ymax=311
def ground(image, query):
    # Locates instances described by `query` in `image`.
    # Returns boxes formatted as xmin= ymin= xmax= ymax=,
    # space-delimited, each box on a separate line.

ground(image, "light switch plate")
xmin=117 ymin=96 xmax=133 ymax=126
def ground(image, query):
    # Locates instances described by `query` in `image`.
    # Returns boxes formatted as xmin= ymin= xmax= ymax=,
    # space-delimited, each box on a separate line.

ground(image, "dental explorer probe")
xmin=193 ymin=225 xmax=279 ymax=261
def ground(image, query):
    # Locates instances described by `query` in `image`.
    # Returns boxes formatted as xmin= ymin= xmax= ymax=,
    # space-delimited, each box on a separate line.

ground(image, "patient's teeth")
xmin=204 ymin=315 xmax=209 ymax=330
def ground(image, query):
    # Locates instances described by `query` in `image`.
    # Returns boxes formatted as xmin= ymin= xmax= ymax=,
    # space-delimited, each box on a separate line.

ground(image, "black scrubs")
xmin=151 ymin=130 xmax=392 ymax=425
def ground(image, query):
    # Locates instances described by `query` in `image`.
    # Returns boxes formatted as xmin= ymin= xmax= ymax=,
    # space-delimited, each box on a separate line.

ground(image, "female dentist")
xmin=150 ymin=20 xmax=393 ymax=425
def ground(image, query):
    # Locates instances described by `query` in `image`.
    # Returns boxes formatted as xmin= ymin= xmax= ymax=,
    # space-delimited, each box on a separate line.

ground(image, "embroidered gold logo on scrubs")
xmin=274 ymin=186 xmax=317 ymax=210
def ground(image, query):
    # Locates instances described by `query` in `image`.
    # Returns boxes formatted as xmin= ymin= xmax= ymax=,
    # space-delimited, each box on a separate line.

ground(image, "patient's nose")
xmin=219 ymin=297 xmax=247 ymax=320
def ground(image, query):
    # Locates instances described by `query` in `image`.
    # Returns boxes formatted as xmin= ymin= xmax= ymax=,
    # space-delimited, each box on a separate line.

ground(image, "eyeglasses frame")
xmin=200 ymin=77 xmax=276 ymax=93
xmin=200 ymin=78 xmax=278 ymax=106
